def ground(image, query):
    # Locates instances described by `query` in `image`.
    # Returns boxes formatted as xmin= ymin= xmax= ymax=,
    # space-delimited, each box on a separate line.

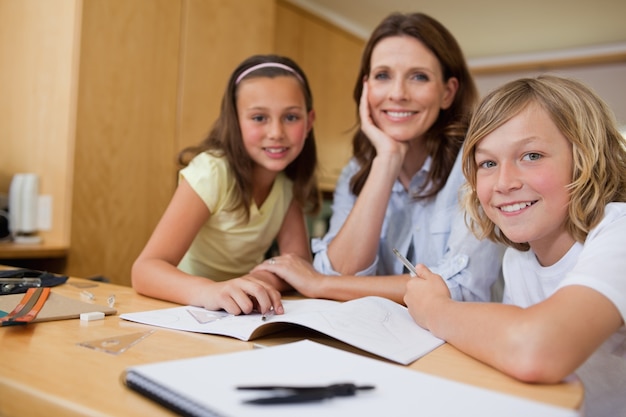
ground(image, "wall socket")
xmin=38 ymin=194 xmax=52 ymax=231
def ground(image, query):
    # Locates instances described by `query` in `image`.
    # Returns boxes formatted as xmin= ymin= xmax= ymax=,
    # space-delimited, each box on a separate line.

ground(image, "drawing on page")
xmin=134 ymin=310 xmax=185 ymax=325
xmin=187 ymin=309 xmax=230 ymax=324
xmin=317 ymin=299 xmax=412 ymax=344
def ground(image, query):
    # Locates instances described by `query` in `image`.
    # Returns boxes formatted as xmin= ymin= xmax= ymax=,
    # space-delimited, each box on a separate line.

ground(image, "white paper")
xmin=124 ymin=340 xmax=579 ymax=417
xmin=120 ymin=296 xmax=443 ymax=365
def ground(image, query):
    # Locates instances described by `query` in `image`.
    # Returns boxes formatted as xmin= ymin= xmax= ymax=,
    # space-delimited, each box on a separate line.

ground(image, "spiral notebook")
xmin=123 ymin=340 xmax=578 ymax=417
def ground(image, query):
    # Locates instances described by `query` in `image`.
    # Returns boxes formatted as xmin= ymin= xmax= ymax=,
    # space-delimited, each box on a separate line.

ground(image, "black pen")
xmin=238 ymin=383 xmax=375 ymax=404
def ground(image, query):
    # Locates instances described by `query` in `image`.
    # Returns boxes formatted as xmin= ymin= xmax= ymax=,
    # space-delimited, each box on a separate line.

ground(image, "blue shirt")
xmin=312 ymin=151 xmax=503 ymax=302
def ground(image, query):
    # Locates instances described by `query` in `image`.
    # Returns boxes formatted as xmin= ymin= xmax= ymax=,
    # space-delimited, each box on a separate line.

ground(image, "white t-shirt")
xmin=503 ymin=202 xmax=626 ymax=417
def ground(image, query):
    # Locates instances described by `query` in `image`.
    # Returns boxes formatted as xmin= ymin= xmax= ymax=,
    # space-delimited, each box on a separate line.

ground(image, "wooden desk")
xmin=0 ymin=278 xmax=583 ymax=417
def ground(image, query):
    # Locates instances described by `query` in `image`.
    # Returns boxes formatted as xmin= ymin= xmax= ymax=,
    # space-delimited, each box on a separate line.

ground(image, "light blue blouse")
xmin=312 ymin=151 xmax=503 ymax=302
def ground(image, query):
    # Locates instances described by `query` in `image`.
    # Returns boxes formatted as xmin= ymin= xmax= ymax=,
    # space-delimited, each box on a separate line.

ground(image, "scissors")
xmin=237 ymin=382 xmax=375 ymax=404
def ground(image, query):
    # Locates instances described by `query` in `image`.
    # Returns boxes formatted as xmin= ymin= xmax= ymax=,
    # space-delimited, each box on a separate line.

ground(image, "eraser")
xmin=80 ymin=311 xmax=105 ymax=321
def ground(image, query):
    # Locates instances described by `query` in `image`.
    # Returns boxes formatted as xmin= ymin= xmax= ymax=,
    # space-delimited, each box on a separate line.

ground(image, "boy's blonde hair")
xmin=462 ymin=75 xmax=626 ymax=250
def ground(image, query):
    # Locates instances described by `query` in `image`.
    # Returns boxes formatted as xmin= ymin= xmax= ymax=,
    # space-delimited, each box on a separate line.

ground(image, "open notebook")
xmin=120 ymin=295 xmax=442 ymax=365
xmin=123 ymin=340 xmax=578 ymax=417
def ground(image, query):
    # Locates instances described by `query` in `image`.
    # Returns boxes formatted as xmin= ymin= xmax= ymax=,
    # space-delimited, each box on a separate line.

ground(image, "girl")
xmin=253 ymin=13 xmax=501 ymax=304
xmin=404 ymin=75 xmax=626 ymax=417
xmin=132 ymin=55 xmax=320 ymax=316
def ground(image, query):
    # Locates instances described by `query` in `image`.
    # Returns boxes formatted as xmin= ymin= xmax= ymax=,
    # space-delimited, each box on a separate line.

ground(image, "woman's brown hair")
xmin=350 ymin=12 xmax=478 ymax=198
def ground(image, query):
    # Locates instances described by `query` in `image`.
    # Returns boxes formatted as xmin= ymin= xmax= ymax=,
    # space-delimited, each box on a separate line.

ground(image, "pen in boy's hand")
xmin=392 ymin=248 xmax=420 ymax=278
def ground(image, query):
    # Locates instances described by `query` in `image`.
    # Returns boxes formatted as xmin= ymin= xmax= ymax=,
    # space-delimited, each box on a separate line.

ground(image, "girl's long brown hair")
xmin=178 ymin=54 xmax=320 ymax=220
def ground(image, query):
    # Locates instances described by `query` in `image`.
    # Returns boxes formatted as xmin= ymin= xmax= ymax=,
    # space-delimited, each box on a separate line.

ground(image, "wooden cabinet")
xmin=275 ymin=1 xmax=363 ymax=191
xmin=0 ymin=0 xmax=80 ymax=247
xmin=69 ymin=0 xmax=278 ymax=285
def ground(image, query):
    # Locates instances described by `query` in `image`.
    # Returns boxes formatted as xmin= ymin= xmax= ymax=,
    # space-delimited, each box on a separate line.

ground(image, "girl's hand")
xmin=251 ymin=254 xmax=323 ymax=298
xmin=359 ymin=80 xmax=409 ymax=158
xmin=201 ymin=276 xmax=284 ymax=316
xmin=403 ymin=264 xmax=451 ymax=330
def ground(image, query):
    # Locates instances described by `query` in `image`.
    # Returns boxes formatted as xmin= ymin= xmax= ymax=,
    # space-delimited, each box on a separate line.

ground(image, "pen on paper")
xmin=261 ymin=307 xmax=275 ymax=321
xmin=392 ymin=248 xmax=420 ymax=278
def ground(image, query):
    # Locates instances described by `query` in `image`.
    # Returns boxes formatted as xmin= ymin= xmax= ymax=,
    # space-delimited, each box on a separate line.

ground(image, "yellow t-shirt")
xmin=177 ymin=152 xmax=293 ymax=281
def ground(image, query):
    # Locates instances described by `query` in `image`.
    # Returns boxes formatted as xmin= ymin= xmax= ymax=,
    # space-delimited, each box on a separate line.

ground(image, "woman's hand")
xmin=359 ymin=80 xmax=409 ymax=159
xmin=200 ymin=276 xmax=284 ymax=316
xmin=252 ymin=254 xmax=323 ymax=298
xmin=248 ymin=268 xmax=294 ymax=292
xmin=403 ymin=264 xmax=451 ymax=330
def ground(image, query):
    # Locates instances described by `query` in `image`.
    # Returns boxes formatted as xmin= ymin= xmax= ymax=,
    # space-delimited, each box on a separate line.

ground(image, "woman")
xmin=254 ymin=13 xmax=501 ymax=304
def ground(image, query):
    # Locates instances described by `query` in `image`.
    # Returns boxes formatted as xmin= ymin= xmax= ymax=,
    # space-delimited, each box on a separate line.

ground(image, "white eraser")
xmin=80 ymin=311 xmax=105 ymax=321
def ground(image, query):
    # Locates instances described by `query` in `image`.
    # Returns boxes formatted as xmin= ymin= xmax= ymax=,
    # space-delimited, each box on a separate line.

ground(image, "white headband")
xmin=235 ymin=62 xmax=304 ymax=85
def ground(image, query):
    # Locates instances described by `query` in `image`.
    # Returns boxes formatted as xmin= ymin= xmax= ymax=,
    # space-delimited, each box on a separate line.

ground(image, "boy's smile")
xmin=474 ymin=103 xmax=575 ymax=266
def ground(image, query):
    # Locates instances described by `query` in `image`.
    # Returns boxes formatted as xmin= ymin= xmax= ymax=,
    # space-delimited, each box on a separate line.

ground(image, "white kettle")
xmin=8 ymin=173 xmax=42 ymax=244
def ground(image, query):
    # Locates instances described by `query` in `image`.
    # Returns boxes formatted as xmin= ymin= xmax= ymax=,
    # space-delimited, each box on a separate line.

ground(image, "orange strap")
xmin=0 ymin=287 xmax=50 ymax=326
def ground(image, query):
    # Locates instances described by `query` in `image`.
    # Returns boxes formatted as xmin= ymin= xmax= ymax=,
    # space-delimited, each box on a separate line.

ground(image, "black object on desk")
xmin=0 ymin=268 xmax=68 ymax=295
xmin=238 ymin=383 xmax=375 ymax=404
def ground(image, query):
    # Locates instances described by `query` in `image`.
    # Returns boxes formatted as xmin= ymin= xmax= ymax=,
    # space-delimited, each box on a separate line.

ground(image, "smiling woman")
xmin=365 ymin=36 xmax=457 ymax=146
xmin=251 ymin=12 xmax=503 ymax=306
